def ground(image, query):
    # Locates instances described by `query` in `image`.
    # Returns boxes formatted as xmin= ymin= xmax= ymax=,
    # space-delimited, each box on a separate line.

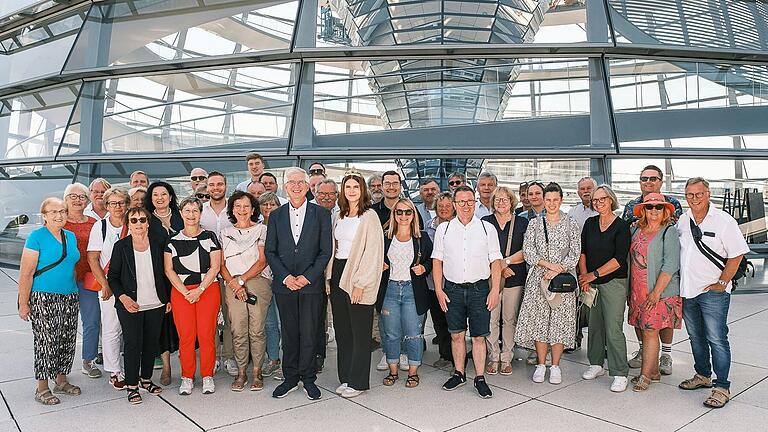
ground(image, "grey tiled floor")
xmin=1 ymin=267 xmax=767 ymax=432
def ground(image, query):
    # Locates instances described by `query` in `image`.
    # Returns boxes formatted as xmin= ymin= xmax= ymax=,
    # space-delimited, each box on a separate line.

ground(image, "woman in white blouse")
xmin=327 ymin=171 xmax=384 ymax=398
xmin=219 ymin=191 xmax=271 ymax=392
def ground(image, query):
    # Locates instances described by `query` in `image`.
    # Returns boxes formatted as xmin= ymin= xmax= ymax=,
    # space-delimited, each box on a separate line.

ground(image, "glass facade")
xmin=1 ymin=0 xmax=768 ymax=270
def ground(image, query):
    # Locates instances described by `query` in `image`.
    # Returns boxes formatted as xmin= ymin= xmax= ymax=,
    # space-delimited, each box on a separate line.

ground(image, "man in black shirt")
xmin=372 ymin=170 xmax=424 ymax=230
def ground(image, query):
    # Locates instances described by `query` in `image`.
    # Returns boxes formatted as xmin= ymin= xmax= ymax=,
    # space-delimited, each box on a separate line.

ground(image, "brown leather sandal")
xmin=34 ymin=389 xmax=60 ymax=405
xmin=703 ymin=388 xmax=730 ymax=408
xmin=405 ymin=374 xmax=420 ymax=388
xmin=632 ymin=375 xmax=651 ymax=392
xmin=231 ymin=375 xmax=246 ymax=392
xmin=52 ymin=382 xmax=81 ymax=396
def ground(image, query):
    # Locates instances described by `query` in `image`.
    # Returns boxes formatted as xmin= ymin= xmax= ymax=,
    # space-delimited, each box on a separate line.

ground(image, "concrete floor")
xmin=1 ymin=267 xmax=767 ymax=432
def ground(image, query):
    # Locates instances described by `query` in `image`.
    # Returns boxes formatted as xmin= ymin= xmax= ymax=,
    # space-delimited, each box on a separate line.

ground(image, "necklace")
xmin=154 ymin=208 xmax=171 ymax=218
xmin=599 ymin=214 xmax=615 ymax=231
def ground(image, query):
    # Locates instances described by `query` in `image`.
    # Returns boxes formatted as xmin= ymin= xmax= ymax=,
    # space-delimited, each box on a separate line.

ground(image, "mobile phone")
xmin=245 ymin=294 xmax=258 ymax=305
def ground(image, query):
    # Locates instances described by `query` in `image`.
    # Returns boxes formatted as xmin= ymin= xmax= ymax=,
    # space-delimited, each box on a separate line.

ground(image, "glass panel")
xmin=0 ymin=6 xmax=86 ymax=90
xmin=0 ymin=163 xmax=76 ymax=266
xmin=313 ymin=57 xmax=590 ymax=133
xmin=317 ymin=0 xmax=604 ymax=47
xmin=0 ymin=1 xmax=59 ymax=26
xmin=64 ymin=64 xmax=297 ymax=154
xmin=64 ymin=0 xmax=298 ymax=71
xmin=0 ymin=84 xmax=81 ymax=160
xmin=609 ymin=0 xmax=768 ymax=51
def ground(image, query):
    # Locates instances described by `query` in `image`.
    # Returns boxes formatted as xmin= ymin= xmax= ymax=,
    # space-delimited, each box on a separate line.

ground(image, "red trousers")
xmin=171 ymin=283 xmax=220 ymax=379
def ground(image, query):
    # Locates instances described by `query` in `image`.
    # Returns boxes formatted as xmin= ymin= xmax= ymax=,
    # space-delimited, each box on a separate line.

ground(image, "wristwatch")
xmin=237 ymin=276 xmax=245 ymax=286
xmin=505 ymin=258 xmax=511 ymax=266
xmin=717 ymin=279 xmax=728 ymax=287
xmin=593 ymin=270 xmax=600 ymax=279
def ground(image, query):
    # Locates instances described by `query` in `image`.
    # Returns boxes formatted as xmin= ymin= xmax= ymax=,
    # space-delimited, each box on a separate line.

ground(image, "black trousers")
xmin=330 ymin=259 xmax=374 ymax=391
xmin=428 ymin=289 xmax=453 ymax=361
xmin=274 ymin=291 xmax=323 ymax=386
xmin=314 ymin=291 xmax=328 ymax=360
xmin=116 ymin=305 xmax=165 ymax=386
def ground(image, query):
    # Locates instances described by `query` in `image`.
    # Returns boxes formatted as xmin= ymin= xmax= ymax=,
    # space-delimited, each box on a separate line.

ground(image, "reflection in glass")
xmin=64 ymin=0 xmax=298 ymax=71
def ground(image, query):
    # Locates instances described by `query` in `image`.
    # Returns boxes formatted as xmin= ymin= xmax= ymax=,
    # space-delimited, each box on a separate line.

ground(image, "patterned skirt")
xmin=29 ymin=291 xmax=79 ymax=380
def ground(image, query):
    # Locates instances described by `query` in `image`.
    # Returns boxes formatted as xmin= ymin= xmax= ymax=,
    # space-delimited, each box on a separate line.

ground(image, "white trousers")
xmin=99 ymin=294 xmax=123 ymax=374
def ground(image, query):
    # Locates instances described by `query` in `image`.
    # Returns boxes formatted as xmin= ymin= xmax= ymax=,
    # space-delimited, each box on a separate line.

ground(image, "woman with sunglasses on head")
xmin=627 ymin=193 xmax=681 ymax=391
xmin=578 ymin=185 xmax=631 ymax=393
xmin=19 ymin=198 xmax=81 ymax=405
xmin=145 ymin=181 xmax=183 ymax=385
xmin=377 ymin=198 xmax=432 ymax=388
xmin=165 ymin=197 xmax=222 ymax=396
xmin=62 ymin=184 xmax=101 ymax=379
xmin=86 ymin=187 xmax=130 ymax=391
xmin=108 ymin=207 xmax=169 ymax=404
xmin=327 ymin=171 xmax=384 ymax=398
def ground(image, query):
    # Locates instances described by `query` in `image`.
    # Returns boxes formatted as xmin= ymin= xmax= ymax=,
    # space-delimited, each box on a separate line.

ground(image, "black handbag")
xmin=542 ymin=217 xmax=577 ymax=293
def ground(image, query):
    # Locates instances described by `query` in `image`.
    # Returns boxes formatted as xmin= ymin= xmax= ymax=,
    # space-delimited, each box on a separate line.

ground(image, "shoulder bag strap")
xmin=504 ymin=215 xmax=515 ymax=257
xmin=101 ymin=218 xmax=107 ymax=241
xmin=689 ymin=218 xmax=726 ymax=271
xmin=33 ymin=231 xmax=68 ymax=278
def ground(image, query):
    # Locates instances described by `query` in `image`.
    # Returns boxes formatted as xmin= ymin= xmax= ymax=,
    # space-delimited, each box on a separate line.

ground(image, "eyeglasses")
xmin=190 ymin=176 xmax=207 ymax=181
xmin=591 ymin=196 xmax=610 ymax=205
xmin=493 ymin=197 xmax=511 ymax=204
xmin=644 ymin=204 xmax=665 ymax=211
xmin=106 ymin=201 xmax=126 ymax=208
xmin=285 ymin=180 xmax=306 ymax=187
xmin=640 ymin=176 xmax=661 ymax=182
xmin=395 ymin=209 xmax=414 ymax=216
xmin=454 ymin=199 xmax=476 ymax=207
xmin=383 ymin=181 xmax=400 ymax=188
xmin=448 ymin=180 xmax=463 ymax=186
xmin=129 ymin=217 xmax=148 ymax=224
xmin=182 ymin=208 xmax=200 ymax=215
xmin=66 ymin=193 xmax=87 ymax=201
xmin=44 ymin=209 xmax=67 ymax=215
xmin=195 ymin=193 xmax=210 ymax=200
xmin=685 ymin=191 xmax=708 ymax=199
xmin=260 ymin=202 xmax=278 ymax=208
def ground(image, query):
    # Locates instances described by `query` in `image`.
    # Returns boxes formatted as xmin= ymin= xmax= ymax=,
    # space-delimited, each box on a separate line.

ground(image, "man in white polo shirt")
xmin=676 ymin=177 xmax=749 ymax=409
xmin=432 ymin=185 xmax=502 ymax=399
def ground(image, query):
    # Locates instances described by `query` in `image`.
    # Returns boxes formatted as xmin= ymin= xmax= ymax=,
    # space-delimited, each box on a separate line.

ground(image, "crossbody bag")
xmin=542 ymin=216 xmax=577 ymax=293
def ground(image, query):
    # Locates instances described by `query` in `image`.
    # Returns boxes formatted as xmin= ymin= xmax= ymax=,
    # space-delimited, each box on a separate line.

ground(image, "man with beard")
xmin=416 ymin=178 xmax=439 ymax=224
xmin=367 ymin=174 xmax=384 ymax=204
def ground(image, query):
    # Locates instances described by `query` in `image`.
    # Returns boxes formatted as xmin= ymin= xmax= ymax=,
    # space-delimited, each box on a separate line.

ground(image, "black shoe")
xmin=315 ymin=356 xmax=325 ymax=374
xmin=370 ymin=339 xmax=381 ymax=352
xmin=431 ymin=336 xmax=439 ymax=345
xmin=442 ymin=371 xmax=467 ymax=391
xmin=95 ymin=352 xmax=103 ymax=365
xmin=303 ymin=382 xmax=321 ymax=400
xmin=474 ymin=376 xmax=493 ymax=398
xmin=272 ymin=381 xmax=299 ymax=399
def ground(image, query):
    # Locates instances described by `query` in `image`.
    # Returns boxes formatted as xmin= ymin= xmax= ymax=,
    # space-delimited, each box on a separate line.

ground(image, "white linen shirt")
xmin=567 ymin=203 xmax=599 ymax=231
xmin=289 ymin=200 xmax=308 ymax=245
xmin=431 ymin=216 xmax=503 ymax=284
xmin=200 ymin=201 xmax=232 ymax=238
xmin=676 ymin=206 xmax=750 ymax=298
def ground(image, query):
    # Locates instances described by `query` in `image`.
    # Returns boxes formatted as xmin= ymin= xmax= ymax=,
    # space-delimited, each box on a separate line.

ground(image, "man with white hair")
xmin=189 ymin=168 xmax=208 ymax=194
xmin=568 ymin=177 xmax=599 ymax=230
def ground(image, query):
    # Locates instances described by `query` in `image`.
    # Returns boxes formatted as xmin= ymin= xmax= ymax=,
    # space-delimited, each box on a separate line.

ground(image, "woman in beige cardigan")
xmin=327 ymin=170 xmax=384 ymax=398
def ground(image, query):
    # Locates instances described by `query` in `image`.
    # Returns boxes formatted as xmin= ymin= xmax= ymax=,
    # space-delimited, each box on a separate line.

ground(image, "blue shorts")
xmin=444 ymin=279 xmax=491 ymax=338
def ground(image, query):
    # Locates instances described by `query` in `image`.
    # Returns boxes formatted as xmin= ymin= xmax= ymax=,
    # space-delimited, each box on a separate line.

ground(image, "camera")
xmin=245 ymin=294 xmax=258 ymax=305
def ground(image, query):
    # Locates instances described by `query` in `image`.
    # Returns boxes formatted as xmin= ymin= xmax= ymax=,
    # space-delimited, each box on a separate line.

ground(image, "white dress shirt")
xmin=289 ymin=200 xmax=308 ymax=245
xmin=568 ymin=203 xmax=599 ymax=231
xmin=431 ymin=216 xmax=503 ymax=284
xmin=200 ymin=201 xmax=232 ymax=238
xmin=676 ymin=206 xmax=750 ymax=298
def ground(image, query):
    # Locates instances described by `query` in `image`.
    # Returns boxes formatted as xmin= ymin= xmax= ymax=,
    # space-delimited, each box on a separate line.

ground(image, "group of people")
xmin=19 ymin=156 xmax=747 ymax=409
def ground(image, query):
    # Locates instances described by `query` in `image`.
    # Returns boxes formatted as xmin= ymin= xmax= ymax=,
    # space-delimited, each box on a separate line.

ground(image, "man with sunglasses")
xmin=621 ymin=164 xmax=683 ymax=374
xmin=189 ymin=168 xmax=208 ymax=194
xmin=308 ymin=162 xmax=325 ymax=176
xmin=676 ymin=177 xmax=748 ymax=408
xmin=447 ymin=172 xmax=466 ymax=194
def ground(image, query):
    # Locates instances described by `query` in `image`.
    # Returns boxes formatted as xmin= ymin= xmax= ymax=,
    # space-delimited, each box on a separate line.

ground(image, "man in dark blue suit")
xmin=265 ymin=167 xmax=332 ymax=400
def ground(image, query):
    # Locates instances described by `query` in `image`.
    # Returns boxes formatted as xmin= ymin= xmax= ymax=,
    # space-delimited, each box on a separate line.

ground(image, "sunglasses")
xmin=640 ymin=176 xmax=660 ymax=182
xmin=448 ymin=180 xmax=463 ymax=186
xmin=196 ymin=193 xmax=211 ymax=200
xmin=129 ymin=217 xmax=148 ymax=224
xmin=395 ymin=209 xmax=414 ymax=216
xmin=644 ymin=203 xmax=665 ymax=211
xmin=309 ymin=168 xmax=324 ymax=175
xmin=190 ymin=176 xmax=207 ymax=181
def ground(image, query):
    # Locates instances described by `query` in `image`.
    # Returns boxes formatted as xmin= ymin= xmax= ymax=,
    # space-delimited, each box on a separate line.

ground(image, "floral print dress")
xmin=514 ymin=212 xmax=581 ymax=349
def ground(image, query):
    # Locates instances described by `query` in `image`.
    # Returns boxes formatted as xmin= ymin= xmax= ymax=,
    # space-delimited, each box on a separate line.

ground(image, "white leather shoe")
xmin=582 ymin=365 xmax=606 ymax=380
xmin=335 ymin=383 xmax=348 ymax=395
xmin=532 ymin=365 xmax=546 ymax=383
xmin=376 ymin=354 xmax=388 ymax=371
xmin=611 ymin=376 xmax=628 ymax=392
xmin=549 ymin=366 xmax=562 ymax=385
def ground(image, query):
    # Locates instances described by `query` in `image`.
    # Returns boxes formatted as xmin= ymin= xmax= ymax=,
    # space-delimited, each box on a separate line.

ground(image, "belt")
xmin=447 ymin=280 xmax=484 ymax=288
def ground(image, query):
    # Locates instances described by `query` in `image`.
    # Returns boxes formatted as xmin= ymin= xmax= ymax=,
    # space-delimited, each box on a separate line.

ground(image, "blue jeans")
xmin=381 ymin=280 xmax=424 ymax=366
xmin=444 ymin=279 xmax=491 ymax=337
xmin=78 ymin=283 xmax=101 ymax=361
xmin=683 ymin=291 xmax=731 ymax=390
xmin=265 ymin=296 xmax=281 ymax=361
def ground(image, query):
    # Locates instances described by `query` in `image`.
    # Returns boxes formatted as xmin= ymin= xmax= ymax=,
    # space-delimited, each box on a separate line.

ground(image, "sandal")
xmin=127 ymin=388 xmax=142 ymax=405
xmin=703 ymin=388 xmax=730 ymax=408
xmin=139 ymin=379 xmax=163 ymax=394
xmin=499 ymin=362 xmax=513 ymax=376
xmin=679 ymin=374 xmax=713 ymax=390
xmin=405 ymin=374 xmax=420 ymax=388
xmin=631 ymin=373 xmax=661 ymax=384
xmin=52 ymin=382 xmax=81 ymax=396
xmin=250 ymin=376 xmax=264 ymax=391
xmin=632 ymin=375 xmax=651 ymax=392
xmin=34 ymin=389 xmax=60 ymax=405
xmin=486 ymin=361 xmax=499 ymax=375
xmin=382 ymin=373 xmax=399 ymax=386
xmin=231 ymin=375 xmax=247 ymax=392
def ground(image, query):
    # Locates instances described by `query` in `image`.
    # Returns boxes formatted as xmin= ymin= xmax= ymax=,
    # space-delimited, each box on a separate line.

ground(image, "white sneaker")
xmin=179 ymin=377 xmax=193 ymax=395
xmin=399 ymin=354 xmax=409 ymax=371
xmin=549 ymin=366 xmax=562 ymax=385
xmin=335 ymin=383 xmax=349 ymax=395
xmin=582 ymin=365 xmax=606 ymax=380
xmin=341 ymin=387 xmax=364 ymax=398
xmin=223 ymin=359 xmax=238 ymax=377
xmin=376 ymin=354 xmax=388 ymax=371
xmin=202 ymin=376 xmax=215 ymax=394
xmin=610 ymin=376 xmax=628 ymax=392
xmin=532 ymin=365 xmax=547 ymax=383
